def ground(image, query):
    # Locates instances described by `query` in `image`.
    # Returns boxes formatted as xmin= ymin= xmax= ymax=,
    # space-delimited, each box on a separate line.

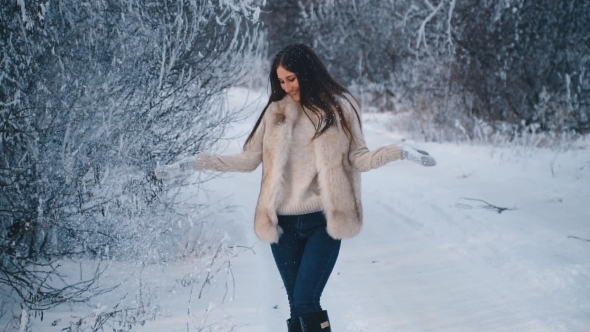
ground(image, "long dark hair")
xmin=244 ymin=43 xmax=361 ymax=149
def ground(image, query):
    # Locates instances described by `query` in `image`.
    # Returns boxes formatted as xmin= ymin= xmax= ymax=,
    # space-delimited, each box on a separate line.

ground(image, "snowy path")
xmin=186 ymin=89 xmax=590 ymax=331
xmin=22 ymin=89 xmax=590 ymax=331
xmin=325 ymin=126 xmax=590 ymax=332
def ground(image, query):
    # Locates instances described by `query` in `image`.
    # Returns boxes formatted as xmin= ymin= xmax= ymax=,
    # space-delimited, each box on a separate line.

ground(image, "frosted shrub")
xmin=0 ymin=0 xmax=263 ymax=311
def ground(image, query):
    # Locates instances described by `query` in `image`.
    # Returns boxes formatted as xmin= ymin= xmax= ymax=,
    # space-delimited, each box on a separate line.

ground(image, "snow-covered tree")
xmin=452 ymin=0 xmax=590 ymax=135
xmin=261 ymin=0 xmax=589 ymax=139
xmin=1 ymin=0 xmax=263 ymax=311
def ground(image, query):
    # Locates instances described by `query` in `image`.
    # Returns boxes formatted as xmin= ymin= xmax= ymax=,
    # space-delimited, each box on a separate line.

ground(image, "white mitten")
xmin=400 ymin=145 xmax=436 ymax=167
xmin=154 ymin=157 xmax=196 ymax=179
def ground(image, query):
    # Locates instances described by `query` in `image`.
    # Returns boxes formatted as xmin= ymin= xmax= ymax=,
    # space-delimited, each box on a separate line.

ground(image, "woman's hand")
xmin=400 ymin=145 xmax=436 ymax=167
xmin=154 ymin=157 xmax=196 ymax=179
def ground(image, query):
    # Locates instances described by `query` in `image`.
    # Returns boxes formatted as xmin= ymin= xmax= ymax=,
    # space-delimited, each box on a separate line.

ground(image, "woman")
xmin=156 ymin=44 xmax=436 ymax=332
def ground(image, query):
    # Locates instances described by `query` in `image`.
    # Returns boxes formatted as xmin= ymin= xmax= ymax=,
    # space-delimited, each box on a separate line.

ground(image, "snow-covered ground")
xmin=9 ymin=88 xmax=590 ymax=331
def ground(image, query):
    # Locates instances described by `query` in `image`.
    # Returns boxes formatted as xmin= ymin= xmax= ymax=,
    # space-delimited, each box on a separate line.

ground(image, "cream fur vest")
xmin=196 ymin=94 xmax=403 ymax=243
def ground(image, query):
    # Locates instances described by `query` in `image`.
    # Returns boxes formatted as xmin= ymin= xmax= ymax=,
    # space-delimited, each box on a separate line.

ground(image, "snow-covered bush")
xmin=0 ymin=0 xmax=263 ymax=311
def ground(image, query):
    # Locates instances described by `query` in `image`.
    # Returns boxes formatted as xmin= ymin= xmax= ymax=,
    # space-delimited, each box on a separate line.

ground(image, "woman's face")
xmin=277 ymin=66 xmax=300 ymax=102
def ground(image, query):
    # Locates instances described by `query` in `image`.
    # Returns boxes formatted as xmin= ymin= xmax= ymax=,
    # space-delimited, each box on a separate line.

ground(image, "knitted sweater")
xmin=195 ymin=94 xmax=403 ymax=243
xmin=275 ymin=105 xmax=322 ymax=215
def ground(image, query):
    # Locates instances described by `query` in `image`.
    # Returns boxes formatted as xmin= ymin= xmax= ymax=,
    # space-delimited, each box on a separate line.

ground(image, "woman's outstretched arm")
xmin=343 ymin=96 xmax=435 ymax=172
xmin=194 ymin=147 xmax=262 ymax=172
xmin=155 ymin=119 xmax=265 ymax=179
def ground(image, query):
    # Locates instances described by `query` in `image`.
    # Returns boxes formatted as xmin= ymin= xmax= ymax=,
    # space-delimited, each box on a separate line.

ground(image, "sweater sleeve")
xmin=194 ymin=118 xmax=264 ymax=173
xmin=343 ymin=96 xmax=403 ymax=172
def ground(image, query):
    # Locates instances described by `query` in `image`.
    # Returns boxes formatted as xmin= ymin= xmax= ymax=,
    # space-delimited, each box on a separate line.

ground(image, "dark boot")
xmin=299 ymin=310 xmax=331 ymax=331
xmin=287 ymin=318 xmax=303 ymax=332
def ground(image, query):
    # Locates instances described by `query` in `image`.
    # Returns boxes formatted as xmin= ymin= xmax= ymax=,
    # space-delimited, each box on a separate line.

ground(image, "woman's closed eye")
xmin=279 ymin=77 xmax=296 ymax=84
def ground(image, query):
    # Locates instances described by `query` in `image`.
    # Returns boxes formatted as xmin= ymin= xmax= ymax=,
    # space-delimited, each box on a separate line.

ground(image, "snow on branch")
xmin=415 ymin=0 xmax=444 ymax=50
xmin=446 ymin=0 xmax=456 ymax=47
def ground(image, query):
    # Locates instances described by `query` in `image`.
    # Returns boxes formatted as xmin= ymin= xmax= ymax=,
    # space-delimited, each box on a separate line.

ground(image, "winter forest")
xmin=1 ymin=0 xmax=589 ymax=331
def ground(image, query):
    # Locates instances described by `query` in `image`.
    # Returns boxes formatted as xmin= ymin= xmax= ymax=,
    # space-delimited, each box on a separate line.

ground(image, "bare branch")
xmin=567 ymin=236 xmax=590 ymax=243
xmin=457 ymin=198 xmax=515 ymax=214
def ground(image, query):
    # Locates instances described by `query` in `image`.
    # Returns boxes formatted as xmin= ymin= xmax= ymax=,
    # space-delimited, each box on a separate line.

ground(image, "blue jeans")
xmin=271 ymin=211 xmax=341 ymax=321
